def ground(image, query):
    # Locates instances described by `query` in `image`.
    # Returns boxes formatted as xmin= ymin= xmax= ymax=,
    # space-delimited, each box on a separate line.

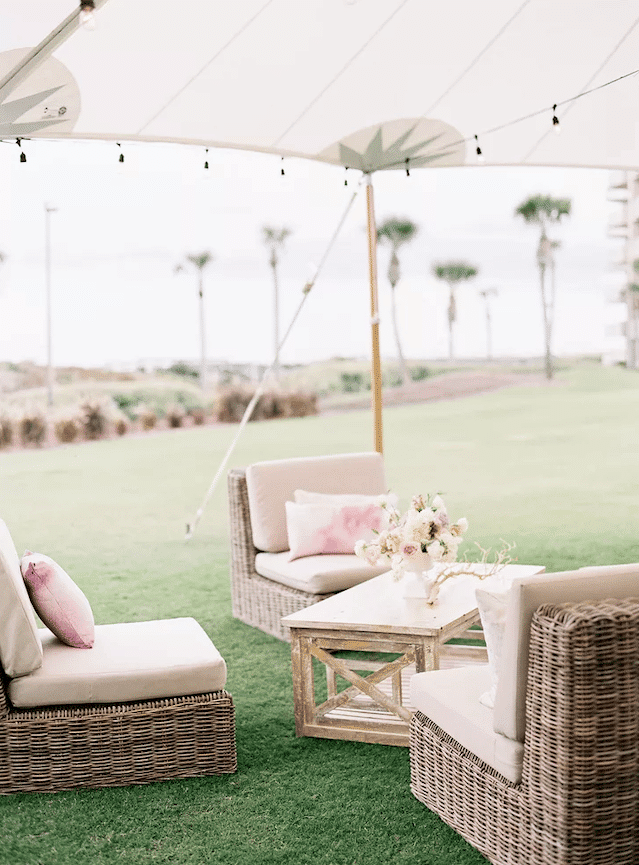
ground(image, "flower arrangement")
xmin=354 ymin=493 xmax=512 ymax=604
xmin=354 ymin=493 xmax=467 ymax=575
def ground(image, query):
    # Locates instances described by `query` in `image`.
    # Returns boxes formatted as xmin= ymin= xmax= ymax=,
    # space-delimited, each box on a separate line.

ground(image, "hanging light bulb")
xmin=474 ymin=134 xmax=485 ymax=163
xmin=405 ymin=158 xmax=410 ymax=177
xmin=204 ymin=148 xmax=209 ymax=170
xmin=16 ymin=138 xmax=26 ymax=163
xmin=79 ymin=1 xmax=96 ymax=30
xmin=116 ymin=142 xmax=124 ymax=164
xmin=281 ymin=157 xmax=285 ymax=176
xmin=552 ymin=104 xmax=561 ymax=135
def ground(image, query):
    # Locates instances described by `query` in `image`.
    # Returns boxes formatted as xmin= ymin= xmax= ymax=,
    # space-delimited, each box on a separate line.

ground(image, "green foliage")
xmin=339 ymin=371 xmax=365 ymax=393
xmin=0 ymin=361 xmax=637 ymax=865
xmin=186 ymin=251 xmax=214 ymax=271
xmin=410 ymin=365 xmax=431 ymax=381
xmin=112 ymin=391 xmax=142 ymax=418
xmin=165 ymin=361 xmax=199 ymax=379
xmin=433 ymin=261 xmax=479 ymax=283
xmin=376 ymin=217 xmax=419 ymax=248
xmin=515 ymin=194 xmax=571 ymax=225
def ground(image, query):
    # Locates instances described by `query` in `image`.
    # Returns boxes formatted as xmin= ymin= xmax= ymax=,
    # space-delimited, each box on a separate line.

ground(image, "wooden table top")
xmin=282 ymin=563 xmax=545 ymax=638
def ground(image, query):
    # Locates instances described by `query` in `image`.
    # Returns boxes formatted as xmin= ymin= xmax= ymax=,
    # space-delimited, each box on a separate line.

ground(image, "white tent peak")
xmin=0 ymin=48 xmax=80 ymax=138
xmin=318 ymin=118 xmax=466 ymax=173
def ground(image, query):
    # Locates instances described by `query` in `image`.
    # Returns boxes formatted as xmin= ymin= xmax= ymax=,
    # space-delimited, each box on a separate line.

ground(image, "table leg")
xmin=290 ymin=630 xmax=315 ymax=737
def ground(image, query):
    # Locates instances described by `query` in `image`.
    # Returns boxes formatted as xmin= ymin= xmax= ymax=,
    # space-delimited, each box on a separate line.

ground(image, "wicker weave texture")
xmin=0 ymin=688 xmax=236 ymax=794
xmin=227 ymin=468 xmax=334 ymax=641
xmin=410 ymin=598 xmax=639 ymax=865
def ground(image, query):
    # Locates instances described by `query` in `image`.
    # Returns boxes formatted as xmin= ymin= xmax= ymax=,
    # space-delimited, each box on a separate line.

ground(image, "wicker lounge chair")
xmin=0 ymin=521 xmax=236 ymax=794
xmin=228 ymin=452 xmax=390 ymax=641
xmin=409 ymin=565 xmax=639 ymax=865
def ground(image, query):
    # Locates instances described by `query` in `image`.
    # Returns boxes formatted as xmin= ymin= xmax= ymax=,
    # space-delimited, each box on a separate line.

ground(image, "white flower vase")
xmin=400 ymin=554 xmax=441 ymax=604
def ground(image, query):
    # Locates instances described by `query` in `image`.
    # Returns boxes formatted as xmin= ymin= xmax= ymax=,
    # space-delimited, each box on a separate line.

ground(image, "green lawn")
xmin=1 ymin=360 xmax=638 ymax=864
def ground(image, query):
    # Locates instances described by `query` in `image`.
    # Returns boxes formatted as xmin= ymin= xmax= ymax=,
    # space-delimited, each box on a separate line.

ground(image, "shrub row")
xmin=0 ymin=387 xmax=317 ymax=449
xmin=215 ymin=387 xmax=317 ymax=423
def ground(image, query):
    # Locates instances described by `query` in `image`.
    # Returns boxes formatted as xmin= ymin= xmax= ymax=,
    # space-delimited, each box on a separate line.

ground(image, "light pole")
xmin=479 ymin=287 xmax=498 ymax=360
xmin=44 ymin=204 xmax=57 ymax=408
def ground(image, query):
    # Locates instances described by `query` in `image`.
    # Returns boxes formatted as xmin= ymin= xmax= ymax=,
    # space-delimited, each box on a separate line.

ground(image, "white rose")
xmin=354 ymin=539 xmax=367 ymax=557
xmin=426 ymin=541 xmax=443 ymax=561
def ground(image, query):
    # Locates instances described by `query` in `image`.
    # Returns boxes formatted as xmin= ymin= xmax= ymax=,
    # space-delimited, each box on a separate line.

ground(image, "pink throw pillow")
xmin=285 ymin=501 xmax=386 ymax=561
xmin=20 ymin=551 xmax=95 ymax=649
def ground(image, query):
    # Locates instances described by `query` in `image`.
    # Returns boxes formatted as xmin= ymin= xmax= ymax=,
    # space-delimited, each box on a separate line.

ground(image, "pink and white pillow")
xmin=20 ymin=551 xmax=95 ymax=649
xmin=285 ymin=500 xmax=388 ymax=561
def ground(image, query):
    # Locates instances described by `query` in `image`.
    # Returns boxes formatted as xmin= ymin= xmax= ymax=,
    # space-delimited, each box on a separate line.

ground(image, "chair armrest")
xmin=524 ymin=598 xmax=639 ymax=860
xmin=227 ymin=468 xmax=259 ymax=575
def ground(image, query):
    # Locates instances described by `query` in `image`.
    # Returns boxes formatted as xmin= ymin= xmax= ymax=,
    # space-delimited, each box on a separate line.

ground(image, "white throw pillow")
xmin=293 ymin=489 xmax=398 ymax=508
xmin=285 ymin=500 xmax=388 ymax=561
xmin=475 ymin=579 xmax=511 ymax=708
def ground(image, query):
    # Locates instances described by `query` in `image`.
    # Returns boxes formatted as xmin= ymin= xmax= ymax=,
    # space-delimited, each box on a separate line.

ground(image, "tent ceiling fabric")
xmin=3 ymin=0 xmax=639 ymax=172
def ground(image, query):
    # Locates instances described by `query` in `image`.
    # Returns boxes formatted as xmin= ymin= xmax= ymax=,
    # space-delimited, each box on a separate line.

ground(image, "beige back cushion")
xmin=493 ymin=563 xmax=639 ymax=743
xmin=0 ymin=519 xmax=43 ymax=677
xmin=245 ymin=452 xmax=386 ymax=553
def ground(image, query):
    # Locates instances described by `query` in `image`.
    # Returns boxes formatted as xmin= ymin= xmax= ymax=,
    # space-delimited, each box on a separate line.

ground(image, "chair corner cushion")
xmin=410 ymin=666 xmax=523 ymax=785
xmin=8 ymin=617 xmax=227 ymax=707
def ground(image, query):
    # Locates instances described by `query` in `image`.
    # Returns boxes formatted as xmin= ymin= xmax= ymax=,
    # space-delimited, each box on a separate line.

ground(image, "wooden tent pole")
xmin=365 ymin=173 xmax=383 ymax=454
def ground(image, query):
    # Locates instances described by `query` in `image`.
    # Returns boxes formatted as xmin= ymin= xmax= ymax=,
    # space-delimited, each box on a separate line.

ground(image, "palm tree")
xmin=174 ymin=251 xmax=214 ymax=391
xmin=515 ymin=194 xmax=571 ymax=380
xmin=432 ymin=261 xmax=478 ymax=359
xmin=479 ymin=287 xmax=499 ymax=360
xmin=376 ymin=217 xmax=419 ymax=386
xmin=262 ymin=226 xmax=292 ymax=381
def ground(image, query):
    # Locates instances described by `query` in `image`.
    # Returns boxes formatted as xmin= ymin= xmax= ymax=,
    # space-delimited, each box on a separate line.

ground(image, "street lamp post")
xmin=44 ymin=204 xmax=57 ymax=409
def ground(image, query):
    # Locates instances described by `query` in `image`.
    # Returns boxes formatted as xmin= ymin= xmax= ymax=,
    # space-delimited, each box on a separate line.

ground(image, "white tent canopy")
xmin=2 ymin=0 xmax=639 ymax=172
xmin=2 ymin=0 xmax=639 ymax=459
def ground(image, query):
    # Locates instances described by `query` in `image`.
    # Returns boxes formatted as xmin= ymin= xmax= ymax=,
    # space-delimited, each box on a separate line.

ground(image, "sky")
xmin=0 ymin=137 xmax=624 ymax=371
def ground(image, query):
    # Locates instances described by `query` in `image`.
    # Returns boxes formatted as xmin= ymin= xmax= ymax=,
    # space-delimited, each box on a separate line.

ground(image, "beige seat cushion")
xmin=246 ymin=452 xmax=386 ymax=553
xmin=493 ymin=563 xmax=639 ymax=742
xmin=0 ymin=519 xmax=43 ymax=677
xmin=255 ymin=551 xmax=388 ymax=594
xmin=410 ymin=666 xmax=524 ymax=785
xmin=8 ymin=617 xmax=227 ymax=707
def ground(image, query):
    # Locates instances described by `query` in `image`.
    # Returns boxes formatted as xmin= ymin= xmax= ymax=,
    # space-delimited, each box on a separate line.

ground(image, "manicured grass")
xmin=1 ymin=360 xmax=638 ymax=864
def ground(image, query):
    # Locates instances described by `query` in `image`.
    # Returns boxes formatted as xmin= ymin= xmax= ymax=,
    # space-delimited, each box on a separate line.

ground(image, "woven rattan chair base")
xmin=228 ymin=467 xmax=335 ymax=641
xmin=0 ymin=689 xmax=236 ymax=794
xmin=409 ymin=599 xmax=639 ymax=865
xmin=410 ymin=712 xmax=524 ymax=864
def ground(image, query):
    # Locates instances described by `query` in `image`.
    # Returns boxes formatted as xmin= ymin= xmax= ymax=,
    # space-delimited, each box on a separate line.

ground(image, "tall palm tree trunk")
xmin=389 ymin=283 xmax=409 ymax=385
xmin=485 ymin=303 xmax=493 ymax=360
xmin=447 ymin=285 xmax=456 ymax=360
xmin=198 ymin=274 xmax=207 ymax=392
xmin=270 ymin=255 xmax=280 ymax=382
xmin=537 ymin=261 xmax=553 ymax=381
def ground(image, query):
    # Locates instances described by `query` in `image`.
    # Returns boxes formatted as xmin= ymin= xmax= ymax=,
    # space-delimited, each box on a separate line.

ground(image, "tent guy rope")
xmin=184 ymin=181 xmax=361 ymax=541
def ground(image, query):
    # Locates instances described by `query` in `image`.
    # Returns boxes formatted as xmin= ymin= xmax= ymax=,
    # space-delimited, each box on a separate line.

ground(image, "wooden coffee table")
xmin=282 ymin=564 xmax=545 ymax=746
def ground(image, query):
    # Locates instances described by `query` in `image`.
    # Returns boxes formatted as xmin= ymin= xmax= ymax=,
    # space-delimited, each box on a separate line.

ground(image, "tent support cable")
xmin=184 ymin=182 xmax=362 ymax=540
